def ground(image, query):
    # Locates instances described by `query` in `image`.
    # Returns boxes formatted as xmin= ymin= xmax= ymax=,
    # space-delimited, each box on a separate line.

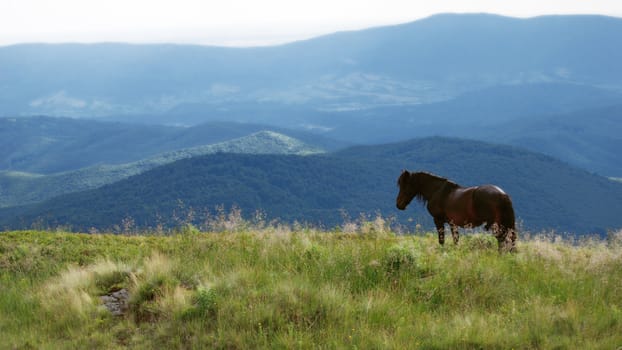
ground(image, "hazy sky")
xmin=2 ymin=0 xmax=622 ymax=47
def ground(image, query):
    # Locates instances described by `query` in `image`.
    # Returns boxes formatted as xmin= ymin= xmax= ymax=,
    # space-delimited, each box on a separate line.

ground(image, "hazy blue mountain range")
xmin=2 ymin=138 xmax=621 ymax=235
xmin=485 ymin=104 xmax=622 ymax=176
xmin=297 ymin=83 xmax=622 ymax=140
xmin=0 ymin=130 xmax=323 ymax=208
xmin=2 ymin=14 xmax=622 ymax=177
xmin=0 ymin=116 xmax=343 ymax=174
xmin=322 ymin=88 xmax=622 ymax=176
xmin=1 ymin=14 xmax=621 ymax=235
xmin=2 ymin=14 xmax=621 ymax=120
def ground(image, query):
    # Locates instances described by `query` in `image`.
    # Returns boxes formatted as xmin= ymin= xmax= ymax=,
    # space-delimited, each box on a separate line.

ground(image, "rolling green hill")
xmin=2 ymin=137 xmax=621 ymax=234
xmin=0 ymin=116 xmax=342 ymax=174
xmin=0 ymin=131 xmax=323 ymax=208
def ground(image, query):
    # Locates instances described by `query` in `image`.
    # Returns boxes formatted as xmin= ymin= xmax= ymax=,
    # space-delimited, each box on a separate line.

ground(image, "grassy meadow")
xmin=1 ymin=221 xmax=621 ymax=349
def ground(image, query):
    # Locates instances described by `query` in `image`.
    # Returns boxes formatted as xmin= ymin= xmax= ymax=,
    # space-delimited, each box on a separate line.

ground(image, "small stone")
xmin=111 ymin=289 xmax=129 ymax=300
xmin=100 ymin=295 xmax=116 ymax=303
xmin=100 ymin=288 xmax=130 ymax=316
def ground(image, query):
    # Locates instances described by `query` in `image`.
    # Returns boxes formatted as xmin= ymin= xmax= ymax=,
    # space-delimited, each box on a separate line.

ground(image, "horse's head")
xmin=396 ymin=170 xmax=417 ymax=210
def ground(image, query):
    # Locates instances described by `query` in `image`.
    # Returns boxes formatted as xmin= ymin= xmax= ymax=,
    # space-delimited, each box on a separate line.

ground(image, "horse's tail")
xmin=499 ymin=195 xmax=515 ymax=230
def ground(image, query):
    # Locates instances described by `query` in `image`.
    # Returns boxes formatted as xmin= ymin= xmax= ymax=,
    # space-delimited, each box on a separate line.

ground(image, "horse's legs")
xmin=450 ymin=224 xmax=459 ymax=244
xmin=434 ymin=218 xmax=445 ymax=245
xmin=492 ymin=223 xmax=507 ymax=253
xmin=494 ymin=225 xmax=518 ymax=253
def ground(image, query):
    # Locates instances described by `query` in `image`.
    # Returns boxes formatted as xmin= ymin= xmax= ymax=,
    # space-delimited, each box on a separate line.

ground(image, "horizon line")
xmin=1 ymin=12 xmax=621 ymax=49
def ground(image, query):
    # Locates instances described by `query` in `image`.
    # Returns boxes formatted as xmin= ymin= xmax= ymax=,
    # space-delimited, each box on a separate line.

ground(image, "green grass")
xmin=1 ymin=227 xmax=621 ymax=349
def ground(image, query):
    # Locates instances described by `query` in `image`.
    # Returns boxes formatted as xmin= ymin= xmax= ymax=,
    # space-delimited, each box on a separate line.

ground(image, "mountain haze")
xmin=486 ymin=104 xmax=622 ymax=176
xmin=2 ymin=14 xmax=621 ymax=176
xmin=0 ymin=116 xmax=341 ymax=174
xmin=2 ymin=14 xmax=621 ymax=120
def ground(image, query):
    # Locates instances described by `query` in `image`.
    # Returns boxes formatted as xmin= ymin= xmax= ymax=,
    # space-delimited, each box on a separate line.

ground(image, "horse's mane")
xmin=412 ymin=172 xmax=460 ymax=204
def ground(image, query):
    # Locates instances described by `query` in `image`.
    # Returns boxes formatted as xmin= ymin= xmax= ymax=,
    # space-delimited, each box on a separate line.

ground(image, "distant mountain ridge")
xmin=2 ymin=14 xmax=622 ymax=177
xmin=485 ymin=104 xmax=622 ymax=176
xmin=2 ymin=137 xmax=621 ymax=235
xmin=0 ymin=116 xmax=342 ymax=174
xmin=2 ymin=14 xmax=621 ymax=120
xmin=0 ymin=130 xmax=323 ymax=208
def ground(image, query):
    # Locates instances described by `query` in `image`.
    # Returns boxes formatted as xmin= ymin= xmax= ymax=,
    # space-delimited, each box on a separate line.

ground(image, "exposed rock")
xmin=100 ymin=288 xmax=129 ymax=316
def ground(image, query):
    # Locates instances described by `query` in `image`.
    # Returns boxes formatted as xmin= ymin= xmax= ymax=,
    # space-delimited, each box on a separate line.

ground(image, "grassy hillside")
xmin=1 ymin=228 xmax=621 ymax=349
xmin=0 ymin=131 xmax=323 ymax=208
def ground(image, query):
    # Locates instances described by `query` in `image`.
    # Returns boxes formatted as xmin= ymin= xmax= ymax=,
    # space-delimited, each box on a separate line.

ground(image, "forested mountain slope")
xmin=2 ymin=138 xmax=620 ymax=235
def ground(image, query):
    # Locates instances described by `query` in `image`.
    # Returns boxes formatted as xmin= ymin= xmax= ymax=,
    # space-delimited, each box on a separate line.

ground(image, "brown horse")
xmin=396 ymin=171 xmax=516 ymax=252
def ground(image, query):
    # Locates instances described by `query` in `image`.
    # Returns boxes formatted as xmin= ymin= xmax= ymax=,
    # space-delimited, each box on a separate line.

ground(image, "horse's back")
xmin=444 ymin=186 xmax=480 ymax=226
xmin=473 ymin=184 xmax=511 ymax=198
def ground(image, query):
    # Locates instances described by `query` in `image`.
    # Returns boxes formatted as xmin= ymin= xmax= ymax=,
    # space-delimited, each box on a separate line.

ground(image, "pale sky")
xmin=1 ymin=0 xmax=622 ymax=47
